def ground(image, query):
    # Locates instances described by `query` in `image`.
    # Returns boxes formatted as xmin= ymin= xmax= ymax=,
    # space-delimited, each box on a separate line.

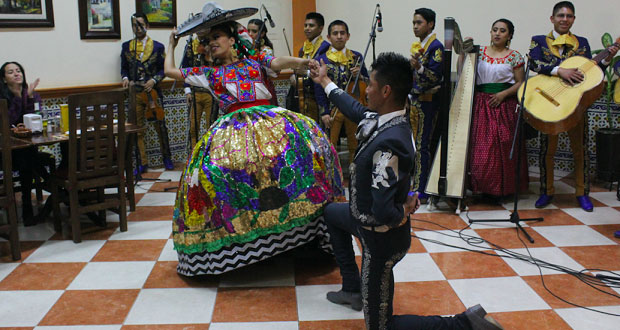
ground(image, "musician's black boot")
xmin=163 ymin=157 xmax=174 ymax=170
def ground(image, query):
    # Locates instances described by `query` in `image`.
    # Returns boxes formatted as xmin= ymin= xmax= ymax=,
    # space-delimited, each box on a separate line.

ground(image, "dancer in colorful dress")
xmin=164 ymin=4 xmax=343 ymax=276
xmin=469 ymin=18 xmax=528 ymax=200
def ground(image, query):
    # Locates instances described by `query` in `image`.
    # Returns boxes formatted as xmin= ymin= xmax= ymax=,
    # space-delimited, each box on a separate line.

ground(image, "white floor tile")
xmin=590 ymin=191 xmax=620 ymax=207
xmin=562 ymin=207 xmax=620 ymax=225
xmin=35 ymin=326 xmax=122 ymax=330
xmin=102 ymin=210 xmax=130 ymax=223
xmin=0 ymin=290 xmax=63 ymax=326
xmin=533 ymin=225 xmax=616 ymax=247
xmin=394 ymin=253 xmax=446 ymax=282
xmin=133 ymin=181 xmax=156 ymax=194
xmin=124 ymin=288 xmax=217 ymax=324
xmin=219 ymin=257 xmax=295 ymax=288
xmin=157 ymin=171 xmax=183 ymax=182
xmin=24 ymin=240 xmax=106 ymax=263
xmin=296 ymin=284 xmax=364 ymax=321
xmin=108 ymin=221 xmax=172 ymax=240
xmin=0 ymin=263 xmax=19 ymax=282
xmin=555 ymin=305 xmax=620 ymax=330
xmin=158 ymin=239 xmax=178 ymax=261
xmin=592 ymin=270 xmax=620 ymax=296
xmin=68 ymin=261 xmax=155 ymax=290
xmin=498 ymin=247 xmax=584 ymax=276
xmin=136 ymin=192 xmax=177 ymax=206
xmin=462 ymin=210 xmax=532 ymax=228
xmin=209 ymin=322 xmax=298 ymax=330
xmin=553 ymin=180 xmax=576 ymax=194
xmin=352 ymin=236 xmax=361 ymax=256
xmin=414 ymin=229 xmax=490 ymax=253
xmin=18 ymin=222 xmax=57 ymax=241
xmin=449 ymin=276 xmax=550 ymax=312
xmin=501 ymin=194 xmax=558 ymax=210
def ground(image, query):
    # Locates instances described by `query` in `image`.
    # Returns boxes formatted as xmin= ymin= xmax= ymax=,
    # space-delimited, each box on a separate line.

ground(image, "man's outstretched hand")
xmin=309 ymin=59 xmax=333 ymax=88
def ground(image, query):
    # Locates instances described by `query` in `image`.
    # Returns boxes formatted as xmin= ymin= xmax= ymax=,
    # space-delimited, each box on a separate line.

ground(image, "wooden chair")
xmin=0 ymin=100 xmax=21 ymax=260
xmin=50 ymin=90 xmax=127 ymax=243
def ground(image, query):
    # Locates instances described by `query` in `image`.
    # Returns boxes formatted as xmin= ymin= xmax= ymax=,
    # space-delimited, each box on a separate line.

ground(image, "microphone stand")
xmin=468 ymin=55 xmax=543 ymax=242
xmin=350 ymin=5 xmax=380 ymax=95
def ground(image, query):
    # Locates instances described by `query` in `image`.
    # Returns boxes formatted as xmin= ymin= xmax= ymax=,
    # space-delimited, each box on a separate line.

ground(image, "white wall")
xmin=316 ymin=0 xmax=620 ymax=69
xmin=3 ymin=0 xmax=618 ymax=89
xmin=0 ymin=0 xmax=293 ymax=89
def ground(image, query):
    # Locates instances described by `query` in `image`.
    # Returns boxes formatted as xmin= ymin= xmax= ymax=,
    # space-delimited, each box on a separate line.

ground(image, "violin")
xmin=138 ymin=87 xmax=165 ymax=121
xmin=344 ymin=56 xmax=367 ymax=106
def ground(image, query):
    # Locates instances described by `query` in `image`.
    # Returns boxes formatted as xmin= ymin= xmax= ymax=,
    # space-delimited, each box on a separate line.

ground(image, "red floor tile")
xmin=127 ymin=206 xmax=175 ymax=221
xmin=39 ymin=289 xmax=139 ymax=325
xmin=430 ymin=251 xmax=517 ymax=279
xmin=393 ymin=281 xmax=466 ymax=316
xmin=489 ymin=310 xmax=572 ymax=330
xmin=211 ymin=287 xmax=298 ymax=322
xmin=560 ymin=245 xmax=620 ymax=270
xmin=522 ymin=274 xmax=620 ymax=308
xmin=92 ymin=239 xmax=167 ymax=262
xmin=475 ymin=227 xmax=554 ymax=249
xmin=0 ymin=262 xmax=85 ymax=290
xmin=299 ymin=320 xmax=366 ymax=330
xmin=143 ymin=261 xmax=219 ymax=288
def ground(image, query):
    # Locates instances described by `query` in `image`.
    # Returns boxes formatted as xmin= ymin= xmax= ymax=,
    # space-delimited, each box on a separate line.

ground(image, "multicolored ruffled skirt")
xmin=173 ymin=105 xmax=344 ymax=275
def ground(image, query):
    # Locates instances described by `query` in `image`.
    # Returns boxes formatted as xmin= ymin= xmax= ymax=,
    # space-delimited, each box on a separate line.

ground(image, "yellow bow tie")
xmin=303 ymin=40 xmax=316 ymax=57
xmin=552 ymin=34 xmax=577 ymax=48
xmin=327 ymin=48 xmax=353 ymax=65
xmin=410 ymin=42 xmax=424 ymax=56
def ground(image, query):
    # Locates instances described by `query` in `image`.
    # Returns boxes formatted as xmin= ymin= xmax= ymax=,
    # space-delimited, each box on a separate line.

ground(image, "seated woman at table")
xmin=164 ymin=9 xmax=343 ymax=276
xmin=0 ymin=61 xmax=48 ymax=226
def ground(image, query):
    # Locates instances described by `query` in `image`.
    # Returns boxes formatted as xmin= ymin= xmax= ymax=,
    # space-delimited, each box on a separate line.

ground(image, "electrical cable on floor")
xmin=409 ymin=211 xmax=620 ymax=317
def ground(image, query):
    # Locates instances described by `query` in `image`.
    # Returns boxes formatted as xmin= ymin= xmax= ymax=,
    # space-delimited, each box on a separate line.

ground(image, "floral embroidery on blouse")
xmin=479 ymin=46 xmax=524 ymax=68
xmin=180 ymin=54 xmax=274 ymax=112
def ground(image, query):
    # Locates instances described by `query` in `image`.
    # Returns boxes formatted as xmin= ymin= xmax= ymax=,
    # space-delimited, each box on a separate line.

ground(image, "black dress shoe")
xmin=464 ymin=304 xmax=504 ymax=330
xmin=22 ymin=204 xmax=37 ymax=227
xmin=326 ymin=290 xmax=363 ymax=311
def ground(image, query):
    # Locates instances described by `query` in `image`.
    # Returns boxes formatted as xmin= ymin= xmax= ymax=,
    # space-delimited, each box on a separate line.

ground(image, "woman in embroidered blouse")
xmin=469 ymin=19 xmax=528 ymax=200
xmin=164 ymin=21 xmax=343 ymax=276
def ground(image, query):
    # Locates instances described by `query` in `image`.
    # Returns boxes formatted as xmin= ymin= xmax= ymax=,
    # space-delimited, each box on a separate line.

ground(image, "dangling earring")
xmin=506 ymin=40 xmax=511 ymax=48
xmin=490 ymin=40 xmax=494 ymax=47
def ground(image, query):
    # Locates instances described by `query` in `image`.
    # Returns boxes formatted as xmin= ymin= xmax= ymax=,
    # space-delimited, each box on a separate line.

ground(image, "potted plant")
xmin=592 ymin=33 xmax=620 ymax=183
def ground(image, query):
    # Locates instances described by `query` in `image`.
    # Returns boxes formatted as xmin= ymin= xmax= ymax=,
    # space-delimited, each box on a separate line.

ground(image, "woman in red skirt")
xmin=469 ymin=18 xmax=528 ymax=199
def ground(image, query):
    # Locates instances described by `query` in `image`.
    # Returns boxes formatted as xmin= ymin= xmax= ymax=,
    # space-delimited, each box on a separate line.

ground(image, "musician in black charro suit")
xmin=529 ymin=1 xmax=618 ymax=212
xmin=309 ymin=53 xmax=503 ymax=330
xmin=121 ymin=13 xmax=173 ymax=172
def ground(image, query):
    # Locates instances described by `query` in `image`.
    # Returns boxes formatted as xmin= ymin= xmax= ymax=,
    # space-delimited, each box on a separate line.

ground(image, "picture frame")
xmin=0 ymin=0 xmax=54 ymax=28
xmin=135 ymin=0 xmax=176 ymax=28
xmin=78 ymin=0 xmax=121 ymax=39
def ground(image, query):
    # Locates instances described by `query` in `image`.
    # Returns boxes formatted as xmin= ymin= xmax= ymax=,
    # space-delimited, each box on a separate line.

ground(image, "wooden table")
xmin=9 ymin=123 xmax=146 ymax=216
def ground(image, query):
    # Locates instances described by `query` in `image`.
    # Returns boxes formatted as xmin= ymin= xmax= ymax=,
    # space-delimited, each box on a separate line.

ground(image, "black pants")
xmin=325 ymin=203 xmax=472 ymax=330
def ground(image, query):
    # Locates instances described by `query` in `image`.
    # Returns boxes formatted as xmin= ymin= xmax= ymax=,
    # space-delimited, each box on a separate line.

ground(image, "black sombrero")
xmin=176 ymin=2 xmax=258 ymax=37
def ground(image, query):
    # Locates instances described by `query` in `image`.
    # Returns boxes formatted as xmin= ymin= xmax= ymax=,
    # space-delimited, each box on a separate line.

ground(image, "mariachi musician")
xmin=180 ymin=31 xmax=215 ymax=146
xmin=121 ymin=13 xmax=173 ymax=172
xmin=314 ymin=20 xmax=369 ymax=162
xmin=408 ymin=8 xmax=444 ymax=202
xmin=294 ymin=12 xmax=330 ymax=122
xmin=529 ymin=1 xmax=618 ymax=211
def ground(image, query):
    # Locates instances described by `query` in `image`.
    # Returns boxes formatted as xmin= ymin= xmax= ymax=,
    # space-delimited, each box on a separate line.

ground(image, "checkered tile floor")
xmin=1 ymin=166 xmax=620 ymax=329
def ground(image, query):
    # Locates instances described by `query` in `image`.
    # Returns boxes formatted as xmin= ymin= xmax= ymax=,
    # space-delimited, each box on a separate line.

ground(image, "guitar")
xmin=519 ymin=38 xmax=620 ymax=135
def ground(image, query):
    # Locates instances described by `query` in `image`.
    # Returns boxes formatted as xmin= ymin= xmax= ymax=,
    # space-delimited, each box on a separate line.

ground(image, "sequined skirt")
xmin=173 ymin=105 xmax=344 ymax=275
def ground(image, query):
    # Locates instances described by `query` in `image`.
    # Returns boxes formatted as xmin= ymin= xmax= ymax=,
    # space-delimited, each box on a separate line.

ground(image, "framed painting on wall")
xmin=135 ymin=0 xmax=176 ymax=28
xmin=78 ymin=0 xmax=121 ymax=39
xmin=0 ymin=0 xmax=54 ymax=28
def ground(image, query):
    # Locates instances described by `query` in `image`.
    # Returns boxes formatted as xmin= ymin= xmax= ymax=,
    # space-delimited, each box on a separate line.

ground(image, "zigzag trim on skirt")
xmin=176 ymin=217 xmax=332 ymax=276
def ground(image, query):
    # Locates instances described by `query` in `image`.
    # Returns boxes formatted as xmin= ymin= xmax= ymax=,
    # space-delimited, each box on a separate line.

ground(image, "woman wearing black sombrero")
xmin=164 ymin=3 xmax=344 ymax=276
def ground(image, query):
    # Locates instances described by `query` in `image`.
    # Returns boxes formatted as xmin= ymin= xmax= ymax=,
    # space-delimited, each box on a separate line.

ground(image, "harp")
xmin=425 ymin=17 xmax=478 ymax=213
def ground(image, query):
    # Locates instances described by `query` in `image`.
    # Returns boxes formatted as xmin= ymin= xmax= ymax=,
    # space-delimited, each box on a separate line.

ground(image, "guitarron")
xmin=519 ymin=38 xmax=620 ymax=135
